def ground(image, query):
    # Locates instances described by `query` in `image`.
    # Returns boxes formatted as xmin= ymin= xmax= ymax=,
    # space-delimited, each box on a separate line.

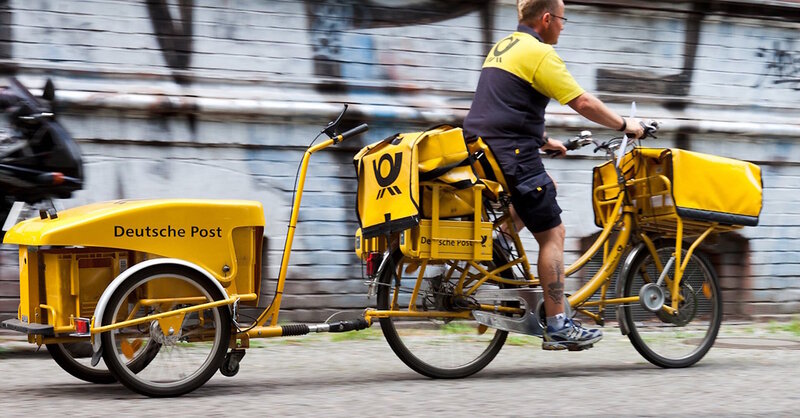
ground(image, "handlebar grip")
xmin=334 ymin=123 xmax=369 ymax=144
xmin=564 ymin=138 xmax=581 ymax=151
xmin=639 ymin=120 xmax=659 ymax=139
xmin=544 ymin=138 xmax=580 ymax=157
xmin=35 ymin=172 xmax=81 ymax=186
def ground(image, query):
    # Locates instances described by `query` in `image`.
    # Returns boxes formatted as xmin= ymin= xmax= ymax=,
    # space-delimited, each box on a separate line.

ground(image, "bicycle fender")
xmin=614 ymin=241 xmax=649 ymax=336
xmin=90 ymin=258 xmax=229 ymax=358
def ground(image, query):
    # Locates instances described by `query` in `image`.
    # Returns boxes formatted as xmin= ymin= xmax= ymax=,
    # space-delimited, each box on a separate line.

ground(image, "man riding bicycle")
xmin=463 ymin=0 xmax=645 ymax=350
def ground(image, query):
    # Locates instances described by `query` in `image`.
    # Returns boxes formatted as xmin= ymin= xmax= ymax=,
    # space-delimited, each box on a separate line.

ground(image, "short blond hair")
xmin=517 ymin=0 xmax=559 ymax=23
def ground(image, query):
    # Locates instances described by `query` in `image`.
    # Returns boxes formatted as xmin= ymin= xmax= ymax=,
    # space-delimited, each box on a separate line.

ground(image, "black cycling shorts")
xmin=507 ymin=171 xmax=563 ymax=234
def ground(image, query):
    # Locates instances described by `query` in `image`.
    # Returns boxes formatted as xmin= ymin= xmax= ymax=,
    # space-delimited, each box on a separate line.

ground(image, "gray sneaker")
xmin=543 ymin=318 xmax=603 ymax=351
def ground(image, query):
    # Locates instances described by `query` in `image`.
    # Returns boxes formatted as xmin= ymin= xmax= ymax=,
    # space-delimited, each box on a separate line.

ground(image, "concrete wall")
xmin=1 ymin=0 xmax=799 ymax=322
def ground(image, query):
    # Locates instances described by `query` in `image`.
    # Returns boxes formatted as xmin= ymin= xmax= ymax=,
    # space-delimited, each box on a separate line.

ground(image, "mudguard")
xmin=90 ymin=258 xmax=230 ymax=359
xmin=614 ymin=241 xmax=649 ymax=336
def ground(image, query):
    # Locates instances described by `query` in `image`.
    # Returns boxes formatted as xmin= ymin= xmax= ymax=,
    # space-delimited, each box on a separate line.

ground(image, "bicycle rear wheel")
xmin=376 ymin=247 xmax=519 ymax=378
xmin=622 ymin=242 xmax=722 ymax=368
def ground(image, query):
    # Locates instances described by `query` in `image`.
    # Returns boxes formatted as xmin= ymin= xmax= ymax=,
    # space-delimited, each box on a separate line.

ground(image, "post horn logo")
xmin=373 ymin=152 xmax=403 ymax=199
xmin=487 ymin=36 xmax=519 ymax=63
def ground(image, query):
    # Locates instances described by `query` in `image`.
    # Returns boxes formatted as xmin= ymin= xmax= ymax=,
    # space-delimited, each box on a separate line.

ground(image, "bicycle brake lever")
xmin=593 ymin=140 xmax=609 ymax=154
xmin=323 ymin=104 xmax=348 ymax=139
xmin=640 ymin=120 xmax=660 ymax=139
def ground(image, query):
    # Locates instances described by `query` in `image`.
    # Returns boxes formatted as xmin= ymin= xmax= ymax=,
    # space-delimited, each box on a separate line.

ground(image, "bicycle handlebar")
xmin=333 ymin=123 xmax=369 ymax=144
xmin=543 ymin=130 xmax=593 ymax=157
xmin=543 ymin=120 xmax=660 ymax=157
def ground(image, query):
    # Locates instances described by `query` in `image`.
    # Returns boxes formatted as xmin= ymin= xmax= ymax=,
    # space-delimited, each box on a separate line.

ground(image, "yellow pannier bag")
xmin=418 ymin=135 xmax=513 ymax=218
xmin=354 ymin=133 xmax=420 ymax=239
xmin=417 ymin=126 xmax=471 ymax=176
xmin=354 ymin=126 xmax=477 ymax=238
xmin=592 ymin=148 xmax=762 ymax=228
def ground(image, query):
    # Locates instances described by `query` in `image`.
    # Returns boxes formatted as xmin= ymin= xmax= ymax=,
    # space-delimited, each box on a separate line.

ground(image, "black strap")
xmin=475 ymin=151 xmax=501 ymax=182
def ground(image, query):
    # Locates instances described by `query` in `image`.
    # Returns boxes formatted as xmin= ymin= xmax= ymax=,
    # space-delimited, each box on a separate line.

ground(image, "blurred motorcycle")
xmin=0 ymin=78 xmax=83 ymax=240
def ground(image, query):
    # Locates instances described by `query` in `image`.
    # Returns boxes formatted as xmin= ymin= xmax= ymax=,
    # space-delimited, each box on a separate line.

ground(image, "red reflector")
xmin=74 ymin=317 xmax=90 ymax=335
xmin=365 ymin=252 xmax=382 ymax=276
xmin=51 ymin=172 xmax=65 ymax=185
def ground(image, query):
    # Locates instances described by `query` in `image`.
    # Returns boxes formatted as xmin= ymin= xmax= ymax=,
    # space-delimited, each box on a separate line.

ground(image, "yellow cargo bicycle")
xmin=1 ymin=105 xmax=762 ymax=397
xmin=355 ymin=120 xmax=762 ymax=378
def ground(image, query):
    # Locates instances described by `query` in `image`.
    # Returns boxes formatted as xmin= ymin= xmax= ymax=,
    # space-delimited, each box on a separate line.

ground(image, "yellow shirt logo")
xmin=483 ymin=32 xmax=584 ymax=105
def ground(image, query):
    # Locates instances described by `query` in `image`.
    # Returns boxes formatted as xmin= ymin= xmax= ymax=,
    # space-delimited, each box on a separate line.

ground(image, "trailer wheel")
xmin=101 ymin=265 xmax=231 ymax=397
xmin=47 ymin=342 xmax=115 ymax=384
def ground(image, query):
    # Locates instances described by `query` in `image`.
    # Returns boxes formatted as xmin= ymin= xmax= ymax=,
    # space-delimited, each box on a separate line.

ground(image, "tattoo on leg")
xmin=547 ymin=257 xmax=565 ymax=304
xmin=548 ymin=281 xmax=564 ymax=304
xmin=552 ymin=262 xmax=563 ymax=281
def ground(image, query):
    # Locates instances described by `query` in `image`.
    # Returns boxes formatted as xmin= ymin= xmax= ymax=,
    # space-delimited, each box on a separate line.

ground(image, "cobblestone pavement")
xmin=1 ymin=322 xmax=799 ymax=417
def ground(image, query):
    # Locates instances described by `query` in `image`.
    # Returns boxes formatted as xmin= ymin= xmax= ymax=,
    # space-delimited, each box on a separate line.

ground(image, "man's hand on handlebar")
xmin=541 ymin=137 xmax=567 ymax=157
xmin=622 ymin=117 xmax=645 ymax=139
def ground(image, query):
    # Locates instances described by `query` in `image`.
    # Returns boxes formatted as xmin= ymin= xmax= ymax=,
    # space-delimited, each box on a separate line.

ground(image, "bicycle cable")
xmin=239 ymin=130 xmax=327 ymax=333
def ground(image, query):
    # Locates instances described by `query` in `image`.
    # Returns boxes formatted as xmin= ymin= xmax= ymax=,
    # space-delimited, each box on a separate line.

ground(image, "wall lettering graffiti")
xmin=595 ymin=0 xmax=800 ymax=108
xmin=304 ymin=0 xmax=494 ymax=90
xmin=146 ymin=0 xmax=194 ymax=85
xmin=754 ymin=41 xmax=800 ymax=91
xmin=596 ymin=1 xmax=709 ymax=108
xmin=306 ymin=0 xmax=353 ymax=80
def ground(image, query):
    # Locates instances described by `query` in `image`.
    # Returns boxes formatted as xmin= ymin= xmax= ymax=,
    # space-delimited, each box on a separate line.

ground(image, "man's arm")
xmin=567 ymin=92 xmax=644 ymax=138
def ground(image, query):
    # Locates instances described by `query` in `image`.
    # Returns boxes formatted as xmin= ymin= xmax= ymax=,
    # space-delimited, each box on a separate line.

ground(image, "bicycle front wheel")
xmin=377 ymin=248 xmax=517 ymax=379
xmin=622 ymin=242 xmax=722 ymax=368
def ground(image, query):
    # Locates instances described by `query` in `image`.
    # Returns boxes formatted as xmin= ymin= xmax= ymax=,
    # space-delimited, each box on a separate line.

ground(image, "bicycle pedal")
xmin=541 ymin=342 xmax=594 ymax=352
xmin=541 ymin=344 xmax=567 ymax=351
xmin=567 ymin=343 xmax=593 ymax=352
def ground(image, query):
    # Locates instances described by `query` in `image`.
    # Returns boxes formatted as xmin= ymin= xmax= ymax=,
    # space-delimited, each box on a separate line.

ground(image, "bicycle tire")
xmin=621 ymin=241 xmax=722 ymax=368
xmin=377 ymin=245 xmax=518 ymax=378
xmin=47 ymin=338 xmax=159 ymax=384
xmin=46 ymin=342 xmax=116 ymax=384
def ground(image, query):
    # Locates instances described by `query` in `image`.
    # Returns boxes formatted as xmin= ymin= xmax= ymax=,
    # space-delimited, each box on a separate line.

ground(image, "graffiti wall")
xmin=0 ymin=0 xmax=799 ymax=321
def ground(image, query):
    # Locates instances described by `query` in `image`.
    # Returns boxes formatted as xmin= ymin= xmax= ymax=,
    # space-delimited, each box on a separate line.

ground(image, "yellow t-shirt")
xmin=482 ymin=30 xmax=584 ymax=105
xmin=463 ymin=24 xmax=585 ymax=175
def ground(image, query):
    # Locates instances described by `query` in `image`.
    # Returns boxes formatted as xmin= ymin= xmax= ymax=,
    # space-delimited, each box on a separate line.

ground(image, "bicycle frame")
xmin=238 ymin=134 xmax=360 ymax=340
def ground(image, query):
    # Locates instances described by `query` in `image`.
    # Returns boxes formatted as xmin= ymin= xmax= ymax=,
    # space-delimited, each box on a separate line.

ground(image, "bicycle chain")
xmin=369 ymin=279 xmax=483 ymax=310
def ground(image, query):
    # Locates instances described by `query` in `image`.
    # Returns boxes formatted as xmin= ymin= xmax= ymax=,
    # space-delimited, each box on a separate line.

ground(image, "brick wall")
xmin=1 ymin=0 xmax=798 ymax=322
